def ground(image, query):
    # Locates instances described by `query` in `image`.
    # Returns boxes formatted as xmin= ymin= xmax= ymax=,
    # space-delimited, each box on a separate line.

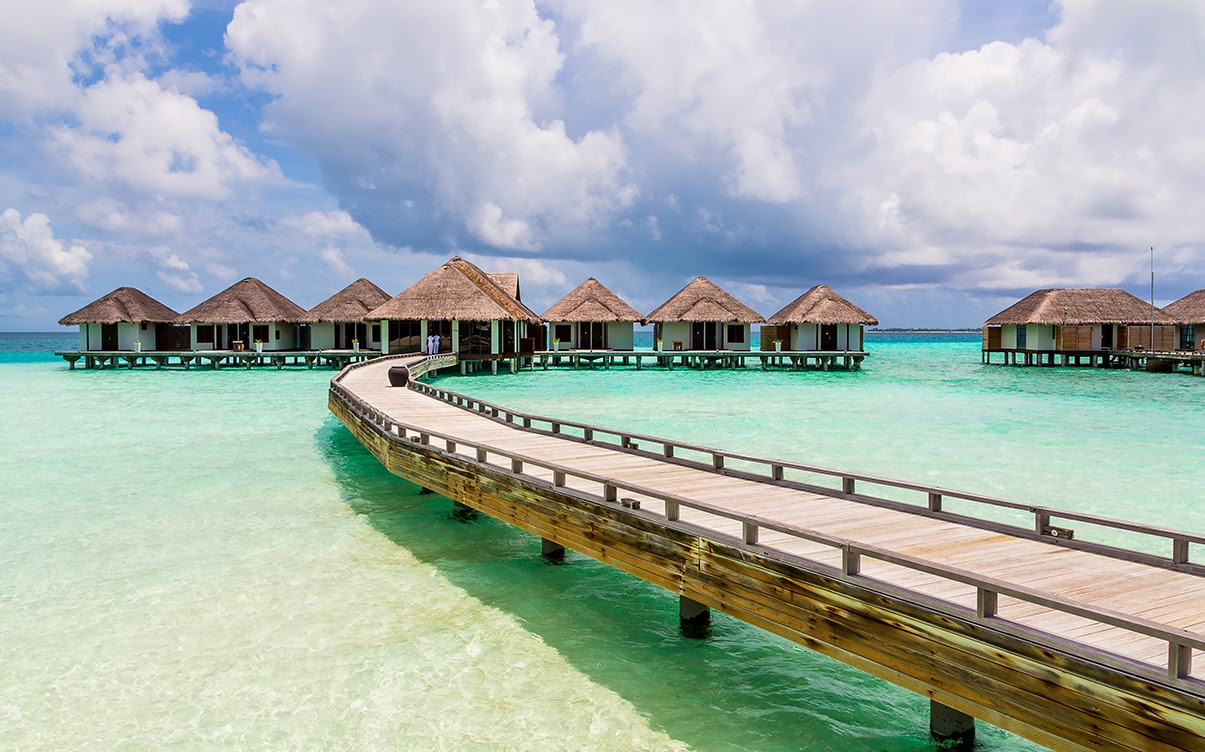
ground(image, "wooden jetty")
xmin=54 ymin=348 xmax=380 ymax=371
xmin=532 ymin=348 xmax=866 ymax=371
xmin=330 ymin=354 xmax=1205 ymax=751
xmin=982 ymin=346 xmax=1205 ymax=377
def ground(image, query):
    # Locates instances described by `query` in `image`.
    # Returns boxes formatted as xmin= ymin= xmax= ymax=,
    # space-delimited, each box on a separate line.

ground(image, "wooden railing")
xmin=329 ymin=355 xmax=1205 ymax=686
xmin=407 ymin=381 xmax=1204 ymax=573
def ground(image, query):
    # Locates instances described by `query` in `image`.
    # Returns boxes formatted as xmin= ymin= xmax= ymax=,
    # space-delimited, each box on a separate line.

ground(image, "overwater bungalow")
xmin=305 ymin=278 xmax=390 ymax=351
xmin=176 ymin=277 xmax=307 ymax=351
xmin=542 ymin=278 xmax=641 ymax=351
xmin=58 ymin=286 xmax=187 ymax=351
xmin=366 ymin=256 xmax=542 ymax=356
xmin=1162 ymin=290 xmax=1205 ymax=350
xmin=982 ymin=288 xmax=1178 ymax=365
xmin=761 ymin=284 xmax=878 ymax=352
xmin=644 ymin=277 xmax=764 ymax=351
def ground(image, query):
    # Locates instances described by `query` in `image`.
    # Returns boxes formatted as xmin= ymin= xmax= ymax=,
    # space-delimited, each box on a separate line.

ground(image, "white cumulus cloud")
xmin=50 ymin=73 xmax=279 ymax=200
xmin=0 ymin=208 xmax=93 ymax=292
xmin=227 ymin=0 xmax=635 ymax=252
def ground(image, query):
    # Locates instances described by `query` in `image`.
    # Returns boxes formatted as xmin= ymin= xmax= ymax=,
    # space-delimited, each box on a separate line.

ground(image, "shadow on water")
xmin=314 ymin=416 xmax=1041 ymax=752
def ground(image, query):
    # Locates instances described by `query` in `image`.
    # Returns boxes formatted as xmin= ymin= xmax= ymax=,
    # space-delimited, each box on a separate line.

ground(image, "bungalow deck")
xmin=54 ymin=348 xmax=380 ymax=370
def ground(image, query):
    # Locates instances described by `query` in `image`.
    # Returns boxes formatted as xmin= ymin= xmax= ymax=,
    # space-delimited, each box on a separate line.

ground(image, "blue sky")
xmin=3 ymin=0 xmax=1203 ymax=330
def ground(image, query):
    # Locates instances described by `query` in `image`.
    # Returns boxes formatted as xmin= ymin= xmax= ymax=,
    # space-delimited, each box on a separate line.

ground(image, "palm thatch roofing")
xmin=1162 ymin=290 xmax=1205 ymax=324
xmin=303 ymin=278 xmax=391 ymax=323
xmin=542 ymin=278 xmax=642 ymax=323
xmin=365 ymin=256 xmax=541 ymax=323
xmin=58 ymin=286 xmax=179 ymax=325
xmin=175 ymin=277 xmax=307 ymax=324
xmin=489 ymin=273 xmax=520 ymax=301
xmin=643 ymin=276 xmax=765 ymax=324
xmin=984 ymin=288 xmax=1176 ymax=326
xmin=766 ymin=284 xmax=878 ymax=326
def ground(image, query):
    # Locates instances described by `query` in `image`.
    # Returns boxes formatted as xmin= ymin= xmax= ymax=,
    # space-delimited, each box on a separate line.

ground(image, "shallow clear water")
xmin=3 ymin=331 xmax=1202 ymax=750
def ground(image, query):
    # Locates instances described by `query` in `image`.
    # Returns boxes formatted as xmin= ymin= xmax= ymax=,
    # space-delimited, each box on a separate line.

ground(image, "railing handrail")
xmin=405 ymin=381 xmax=1205 ymax=556
xmin=328 ymin=378 xmax=1205 ymax=684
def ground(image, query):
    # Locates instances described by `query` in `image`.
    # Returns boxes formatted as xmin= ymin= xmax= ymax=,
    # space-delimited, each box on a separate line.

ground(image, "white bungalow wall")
xmin=723 ymin=323 xmax=751 ymax=351
xmin=78 ymin=322 xmax=155 ymax=350
xmin=789 ymin=324 xmax=862 ymax=351
xmin=311 ymin=322 xmax=336 ymax=350
xmin=660 ymin=322 xmax=691 ymax=350
xmin=608 ymin=322 xmax=634 ymax=350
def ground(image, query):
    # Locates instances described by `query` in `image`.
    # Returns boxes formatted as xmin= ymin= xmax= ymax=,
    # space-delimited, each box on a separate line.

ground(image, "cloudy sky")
xmin=3 ymin=0 xmax=1203 ymax=330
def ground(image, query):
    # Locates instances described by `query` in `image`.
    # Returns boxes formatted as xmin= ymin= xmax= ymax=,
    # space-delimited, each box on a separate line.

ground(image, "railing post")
xmin=551 ymin=422 xmax=561 ymax=434
xmin=1173 ymin=538 xmax=1190 ymax=565
xmin=842 ymin=548 xmax=861 ymax=576
xmin=523 ymin=417 xmax=531 ymax=428
xmin=511 ymin=458 xmax=523 ymax=474
xmin=475 ymin=447 xmax=487 ymax=463
xmin=1170 ymin=642 xmax=1193 ymax=679
xmin=584 ymin=428 xmax=594 ymax=441
xmin=419 ymin=432 xmax=429 ymax=445
xmin=663 ymin=444 xmax=674 ymax=458
xmin=977 ymin=588 xmax=998 ymax=618
xmin=553 ymin=470 xmax=566 ymax=487
xmin=742 ymin=521 xmax=759 ymax=545
xmin=621 ymin=435 xmax=632 ymax=449
xmin=445 ymin=439 xmax=456 ymax=453
xmin=712 ymin=453 xmax=724 ymax=470
xmin=602 ymin=482 xmax=617 ymax=503
xmin=771 ymin=464 xmax=784 ymax=481
xmin=1035 ymin=511 xmax=1050 ymax=535
xmin=842 ymin=476 xmax=855 ymax=494
xmin=928 ymin=492 xmax=942 ymax=512
xmin=665 ymin=500 xmax=680 ymax=521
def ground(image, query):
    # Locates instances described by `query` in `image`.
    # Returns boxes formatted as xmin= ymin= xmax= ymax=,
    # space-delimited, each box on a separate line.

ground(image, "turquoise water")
xmin=2 ymin=332 xmax=1202 ymax=750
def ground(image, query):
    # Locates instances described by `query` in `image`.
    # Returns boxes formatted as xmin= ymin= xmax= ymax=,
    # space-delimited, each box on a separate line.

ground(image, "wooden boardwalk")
xmin=330 ymin=354 xmax=1205 ymax=751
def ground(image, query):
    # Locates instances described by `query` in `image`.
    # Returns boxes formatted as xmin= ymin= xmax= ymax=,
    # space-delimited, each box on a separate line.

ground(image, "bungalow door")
xmin=580 ymin=322 xmax=605 ymax=349
xmin=820 ymin=324 xmax=838 ymax=351
xmin=101 ymin=323 xmax=118 ymax=351
xmin=692 ymin=322 xmax=717 ymax=350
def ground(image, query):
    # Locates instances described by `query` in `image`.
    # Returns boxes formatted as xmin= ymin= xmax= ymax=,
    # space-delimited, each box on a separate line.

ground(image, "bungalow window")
xmin=197 ymin=325 xmax=215 ymax=344
xmin=1015 ymin=325 xmax=1027 ymax=349
xmin=371 ymin=324 xmax=380 ymax=342
xmin=554 ymin=324 xmax=571 ymax=342
xmin=726 ymin=324 xmax=745 ymax=344
xmin=253 ymin=324 xmax=269 ymax=343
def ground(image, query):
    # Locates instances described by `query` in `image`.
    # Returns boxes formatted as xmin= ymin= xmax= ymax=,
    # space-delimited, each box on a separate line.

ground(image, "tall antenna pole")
xmin=1150 ymin=246 xmax=1155 ymax=351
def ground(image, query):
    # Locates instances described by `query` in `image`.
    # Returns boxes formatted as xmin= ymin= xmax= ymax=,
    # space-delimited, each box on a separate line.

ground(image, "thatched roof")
xmin=304 ymin=278 xmax=390 ymax=323
xmin=984 ymin=288 xmax=1175 ymax=326
xmin=489 ymin=273 xmax=520 ymax=301
xmin=1162 ymin=290 xmax=1205 ymax=324
xmin=365 ymin=256 xmax=541 ymax=323
xmin=542 ymin=278 xmax=642 ymax=323
xmin=643 ymin=276 xmax=765 ymax=324
xmin=58 ymin=287 xmax=178 ymax=325
xmin=766 ymin=284 xmax=879 ymax=326
xmin=176 ymin=278 xmax=307 ymax=324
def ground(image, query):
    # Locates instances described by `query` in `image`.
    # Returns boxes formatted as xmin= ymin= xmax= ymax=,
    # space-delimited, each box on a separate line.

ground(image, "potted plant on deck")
xmin=254 ymin=339 xmax=263 ymax=353
xmin=134 ymin=340 xmax=141 ymax=353
xmin=552 ymin=337 xmax=561 ymax=352
xmin=352 ymin=338 xmax=360 ymax=352
xmin=774 ymin=339 xmax=783 ymax=352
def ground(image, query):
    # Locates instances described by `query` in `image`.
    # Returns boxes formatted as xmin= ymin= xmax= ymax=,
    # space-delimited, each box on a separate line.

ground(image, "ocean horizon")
xmin=3 ymin=330 xmax=1201 ymax=750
